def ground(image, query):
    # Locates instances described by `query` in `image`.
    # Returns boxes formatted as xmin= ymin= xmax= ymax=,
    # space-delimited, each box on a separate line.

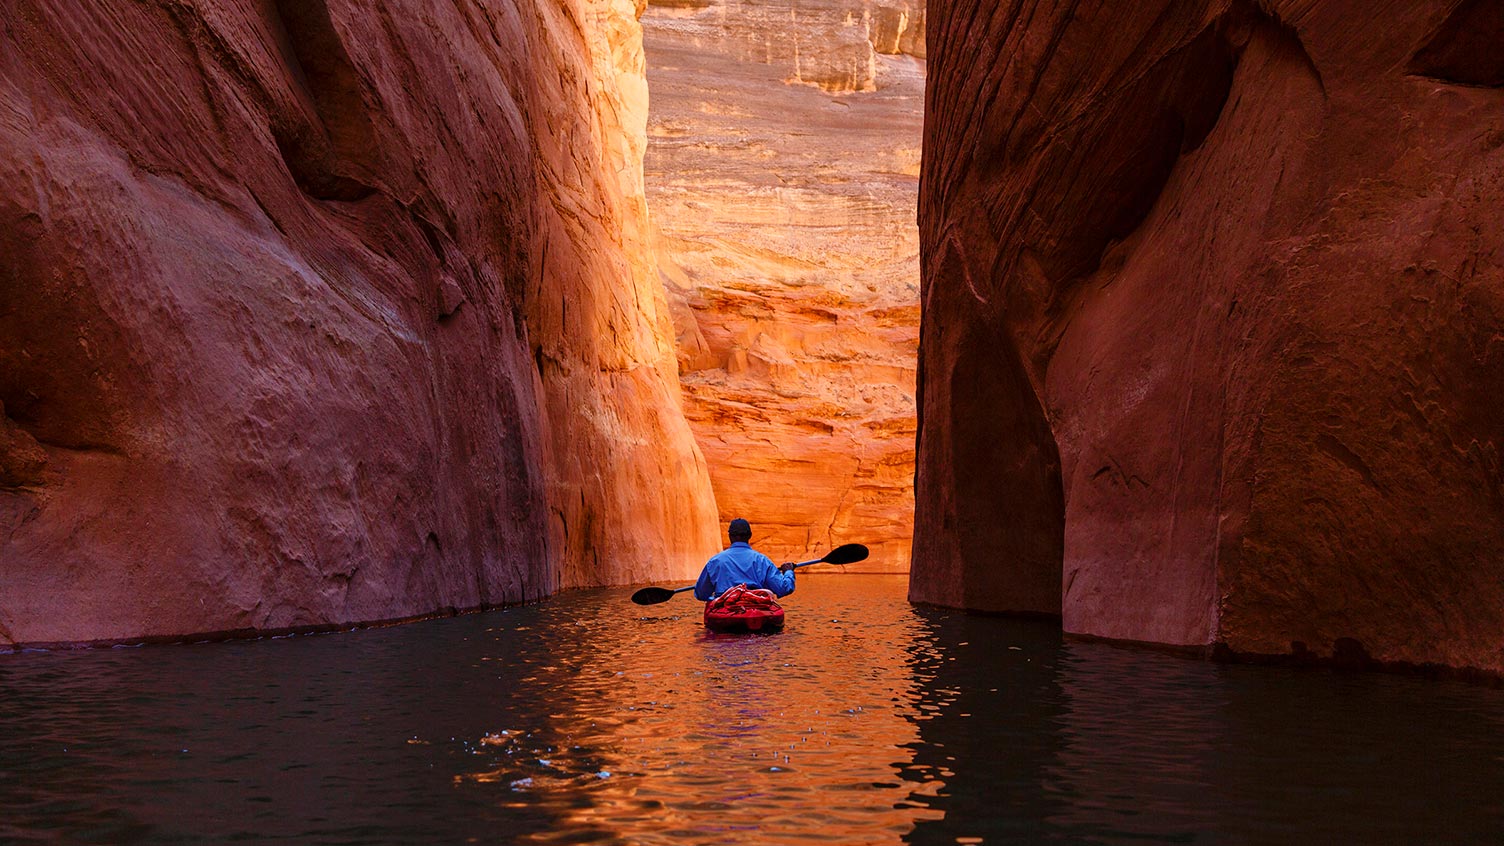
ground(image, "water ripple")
xmin=5 ymin=575 xmax=1504 ymax=844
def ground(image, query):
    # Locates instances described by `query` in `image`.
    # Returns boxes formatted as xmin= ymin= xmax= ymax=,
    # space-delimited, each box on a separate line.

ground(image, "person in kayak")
xmin=693 ymin=518 xmax=795 ymax=601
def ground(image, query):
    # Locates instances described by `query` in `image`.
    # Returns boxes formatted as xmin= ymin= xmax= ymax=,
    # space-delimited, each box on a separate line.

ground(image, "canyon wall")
xmin=0 ymin=0 xmax=717 ymax=647
xmin=913 ymin=0 xmax=1504 ymax=671
xmin=644 ymin=0 xmax=924 ymax=569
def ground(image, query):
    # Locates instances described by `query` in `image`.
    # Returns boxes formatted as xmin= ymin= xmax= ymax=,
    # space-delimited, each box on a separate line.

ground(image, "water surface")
xmin=3 ymin=575 xmax=1503 ymax=844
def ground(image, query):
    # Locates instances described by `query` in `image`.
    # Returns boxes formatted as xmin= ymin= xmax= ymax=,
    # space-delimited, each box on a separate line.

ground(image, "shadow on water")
xmin=897 ymin=609 xmax=1071 ymax=845
xmin=1 ymin=613 xmax=576 ymax=843
xmin=5 ymin=575 xmax=1504 ymax=844
xmin=899 ymin=607 xmax=1504 ymax=845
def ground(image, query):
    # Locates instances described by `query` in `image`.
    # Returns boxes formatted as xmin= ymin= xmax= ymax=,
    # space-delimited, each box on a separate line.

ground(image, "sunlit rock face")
xmin=0 ymin=0 xmax=716 ymax=647
xmin=913 ymin=0 xmax=1504 ymax=671
xmin=643 ymin=0 xmax=924 ymax=570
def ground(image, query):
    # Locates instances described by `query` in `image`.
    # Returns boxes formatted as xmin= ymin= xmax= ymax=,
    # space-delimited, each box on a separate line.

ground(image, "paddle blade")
xmin=821 ymin=543 xmax=870 ymax=566
xmin=631 ymin=586 xmax=678 ymax=606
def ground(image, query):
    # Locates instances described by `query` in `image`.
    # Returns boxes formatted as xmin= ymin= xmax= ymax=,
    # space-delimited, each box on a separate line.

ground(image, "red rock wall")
xmin=0 ymin=0 xmax=717 ymax=647
xmin=913 ymin=0 xmax=1504 ymax=670
xmin=533 ymin=0 xmax=721 ymax=588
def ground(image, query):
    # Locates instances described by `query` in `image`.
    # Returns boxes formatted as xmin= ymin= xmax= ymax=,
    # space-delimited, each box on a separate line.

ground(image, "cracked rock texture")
xmin=913 ymin=0 xmax=1504 ymax=671
xmin=0 ymin=0 xmax=717 ymax=647
xmin=644 ymin=0 xmax=924 ymax=570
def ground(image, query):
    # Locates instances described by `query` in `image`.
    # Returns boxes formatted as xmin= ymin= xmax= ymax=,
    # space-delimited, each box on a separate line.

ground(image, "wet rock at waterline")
xmin=644 ymin=0 xmax=924 ymax=569
xmin=913 ymin=0 xmax=1504 ymax=671
xmin=0 ymin=0 xmax=717 ymax=647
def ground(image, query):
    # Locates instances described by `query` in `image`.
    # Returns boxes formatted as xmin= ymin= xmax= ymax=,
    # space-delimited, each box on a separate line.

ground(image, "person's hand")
xmin=779 ymin=562 xmax=795 ymax=572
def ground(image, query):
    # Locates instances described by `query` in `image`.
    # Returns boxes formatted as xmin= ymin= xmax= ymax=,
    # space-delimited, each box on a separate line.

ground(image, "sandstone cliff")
xmin=0 ymin=0 xmax=717 ymax=647
xmin=644 ymin=0 xmax=924 ymax=569
xmin=913 ymin=0 xmax=1504 ymax=672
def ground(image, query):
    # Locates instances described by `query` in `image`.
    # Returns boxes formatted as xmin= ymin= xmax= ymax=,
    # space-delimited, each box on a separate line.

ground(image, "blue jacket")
xmin=694 ymin=542 xmax=795 ymax=600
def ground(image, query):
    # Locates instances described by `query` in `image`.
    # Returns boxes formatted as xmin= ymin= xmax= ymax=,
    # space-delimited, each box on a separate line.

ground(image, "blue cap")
xmin=728 ymin=518 xmax=751 ymax=536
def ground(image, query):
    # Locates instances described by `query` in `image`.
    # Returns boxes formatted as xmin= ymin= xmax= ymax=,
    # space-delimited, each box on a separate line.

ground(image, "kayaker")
xmin=693 ymin=518 xmax=795 ymax=601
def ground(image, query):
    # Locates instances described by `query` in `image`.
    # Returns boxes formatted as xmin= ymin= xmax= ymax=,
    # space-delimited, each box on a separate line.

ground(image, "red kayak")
xmin=703 ymin=585 xmax=785 ymax=633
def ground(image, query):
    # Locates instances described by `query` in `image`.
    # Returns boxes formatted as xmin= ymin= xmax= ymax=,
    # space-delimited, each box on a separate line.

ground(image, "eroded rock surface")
xmin=913 ymin=0 xmax=1504 ymax=671
xmin=0 ymin=0 xmax=717 ymax=647
xmin=644 ymin=0 xmax=924 ymax=569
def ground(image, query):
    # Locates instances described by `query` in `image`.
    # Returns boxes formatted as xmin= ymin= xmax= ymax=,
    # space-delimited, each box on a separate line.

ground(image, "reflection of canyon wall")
xmin=913 ymin=1 xmax=1504 ymax=671
xmin=644 ymin=0 xmax=924 ymax=569
xmin=0 ymin=0 xmax=716 ymax=647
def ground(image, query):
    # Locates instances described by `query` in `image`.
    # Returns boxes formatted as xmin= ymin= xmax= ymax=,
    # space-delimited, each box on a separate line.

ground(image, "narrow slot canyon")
xmin=3 ymin=0 xmax=1504 ymax=842
xmin=4 ymin=0 xmax=1496 ymax=660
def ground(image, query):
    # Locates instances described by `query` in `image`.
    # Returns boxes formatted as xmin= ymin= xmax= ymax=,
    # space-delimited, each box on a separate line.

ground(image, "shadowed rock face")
xmin=643 ymin=0 xmax=924 ymax=570
xmin=0 ymin=0 xmax=717 ymax=647
xmin=914 ymin=0 xmax=1504 ymax=670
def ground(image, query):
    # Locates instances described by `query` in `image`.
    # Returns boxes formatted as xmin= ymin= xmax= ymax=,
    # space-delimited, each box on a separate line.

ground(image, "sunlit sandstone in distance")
xmin=643 ymin=0 xmax=926 ymax=571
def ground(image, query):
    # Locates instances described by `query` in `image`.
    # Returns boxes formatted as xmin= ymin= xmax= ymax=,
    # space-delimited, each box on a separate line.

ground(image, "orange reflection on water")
xmin=457 ymin=576 xmax=943 ymax=844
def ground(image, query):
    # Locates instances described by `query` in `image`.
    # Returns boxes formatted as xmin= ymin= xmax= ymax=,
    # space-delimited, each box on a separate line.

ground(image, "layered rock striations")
xmin=532 ymin=0 xmax=721 ymax=589
xmin=913 ymin=0 xmax=1504 ymax=670
xmin=643 ymin=0 xmax=925 ymax=570
xmin=0 ymin=0 xmax=717 ymax=647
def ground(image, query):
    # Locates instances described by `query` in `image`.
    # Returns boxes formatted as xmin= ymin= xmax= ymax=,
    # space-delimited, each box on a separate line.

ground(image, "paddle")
xmin=630 ymin=543 xmax=870 ymax=606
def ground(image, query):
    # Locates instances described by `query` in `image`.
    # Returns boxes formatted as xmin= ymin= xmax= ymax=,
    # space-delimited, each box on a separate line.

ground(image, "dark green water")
xmin=3 ymin=575 xmax=1503 ymax=844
